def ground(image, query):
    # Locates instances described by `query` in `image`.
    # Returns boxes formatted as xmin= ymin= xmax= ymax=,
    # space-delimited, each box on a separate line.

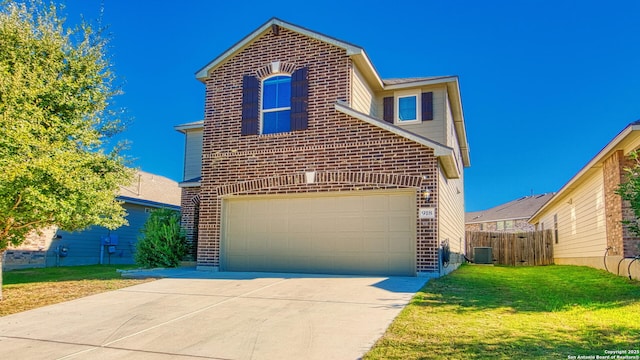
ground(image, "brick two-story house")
xmin=176 ymin=18 xmax=470 ymax=277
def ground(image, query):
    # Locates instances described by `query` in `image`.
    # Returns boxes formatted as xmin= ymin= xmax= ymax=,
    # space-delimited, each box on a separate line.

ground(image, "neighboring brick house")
xmin=3 ymin=171 xmax=181 ymax=270
xmin=529 ymin=121 xmax=640 ymax=280
xmin=176 ymin=18 xmax=470 ymax=277
xmin=465 ymin=193 xmax=553 ymax=232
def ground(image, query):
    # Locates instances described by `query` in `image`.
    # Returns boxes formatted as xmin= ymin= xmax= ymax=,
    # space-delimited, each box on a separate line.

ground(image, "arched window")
xmin=262 ymin=75 xmax=291 ymax=134
xmin=240 ymin=67 xmax=307 ymax=136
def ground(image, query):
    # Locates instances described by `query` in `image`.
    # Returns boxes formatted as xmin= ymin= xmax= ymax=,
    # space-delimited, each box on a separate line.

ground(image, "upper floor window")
xmin=241 ymin=67 xmax=309 ymax=136
xmin=262 ymin=75 xmax=291 ymax=134
xmin=383 ymin=91 xmax=433 ymax=125
xmin=397 ymin=94 xmax=419 ymax=123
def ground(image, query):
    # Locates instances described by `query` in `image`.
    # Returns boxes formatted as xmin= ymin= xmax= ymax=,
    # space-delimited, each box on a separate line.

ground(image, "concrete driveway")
xmin=0 ymin=270 xmax=429 ymax=359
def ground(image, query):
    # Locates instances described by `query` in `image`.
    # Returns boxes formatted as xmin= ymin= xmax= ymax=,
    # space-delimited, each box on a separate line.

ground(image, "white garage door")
xmin=221 ymin=190 xmax=416 ymax=276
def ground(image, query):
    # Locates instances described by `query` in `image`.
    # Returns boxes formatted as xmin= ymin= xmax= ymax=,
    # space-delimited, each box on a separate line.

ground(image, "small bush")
xmin=135 ymin=208 xmax=186 ymax=268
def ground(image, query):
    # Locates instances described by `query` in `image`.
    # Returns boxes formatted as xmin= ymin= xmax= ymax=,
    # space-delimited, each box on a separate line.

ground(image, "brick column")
xmin=179 ymin=187 xmax=201 ymax=261
xmin=603 ymin=150 xmax=640 ymax=257
xmin=604 ymin=150 xmax=624 ymax=256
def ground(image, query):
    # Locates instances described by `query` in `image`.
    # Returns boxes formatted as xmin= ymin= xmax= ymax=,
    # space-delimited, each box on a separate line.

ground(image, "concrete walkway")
xmin=0 ymin=269 xmax=429 ymax=359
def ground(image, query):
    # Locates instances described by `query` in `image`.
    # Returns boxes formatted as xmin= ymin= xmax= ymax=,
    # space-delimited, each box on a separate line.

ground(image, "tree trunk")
xmin=0 ymin=250 xmax=4 ymax=301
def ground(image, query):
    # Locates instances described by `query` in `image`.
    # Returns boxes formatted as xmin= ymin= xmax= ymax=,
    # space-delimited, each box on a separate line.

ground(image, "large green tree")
xmin=0 ymin=1 xmax=133 ymax=299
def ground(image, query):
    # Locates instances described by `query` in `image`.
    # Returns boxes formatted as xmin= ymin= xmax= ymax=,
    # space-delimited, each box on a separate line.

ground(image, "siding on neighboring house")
xmin=529 ymin=122 xmax=640 ymax=280
xmin=535 ymin=170 xmax=606 ymax=259
xmin=467 ymin=193 xmax=554 ymax=233
xmin=51 ymin=203 xmax=154 ymax=266
xmin=3 ymin=170 xmax=182 ymax=271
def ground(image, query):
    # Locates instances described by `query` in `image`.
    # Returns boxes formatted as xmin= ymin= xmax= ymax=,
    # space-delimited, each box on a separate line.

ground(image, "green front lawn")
xmin=1 ymin=265 xmax=152 ymax=316
xmin=365 ymin=265 xmax=640 ymax=360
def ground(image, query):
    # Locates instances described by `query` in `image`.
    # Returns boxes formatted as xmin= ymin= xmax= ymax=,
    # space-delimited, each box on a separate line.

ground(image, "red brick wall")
xmin=604 ymin=150 xmax=624 ymax=256
xmin=465 ymin=219 xmax=534 ymax=233
xmin=194 ymin=26 xmax=441 ymax=273
xmin=603 ymin=150 xmax=640 ymax=258
xmin=179 ymin=187 xmax=201 ymax=260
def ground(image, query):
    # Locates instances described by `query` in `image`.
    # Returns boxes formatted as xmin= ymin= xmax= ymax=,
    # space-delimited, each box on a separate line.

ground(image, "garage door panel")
xmin=388 ymin=256 xmax=415 ymax=276
xmin=268 ymin=199 xmax=288 ymax=214
xmin=363 ymin=216 xmax=388 ymax=232
xmin=312 ymin=217 xmax=336 ymax=233
xmin=389 ymin=232 xmax=413 ymax=252
xmin=249 ymin=218 xmax=269 ymax=234
xmin=249 ymin=200 xmax=270 ymax=215
xmin=223 ymin=191 xmax=416 ymax=276
xmin=363 ymin=195 xmax=388 ymax=212
xmin=306 ymin=196 xmax=336 ymax=213
xmin=389 ymin=194 xmax=414 ymax=211
xmin=335 ymin=216 xmax=363 ymax=232
xmin=307 ymin=255 xmax=335 ymax=270
xmin=311 ymin=233 xmax=336 ymax=252
xmin=288 ymin=217 xmax=312 ymax=232
xmin=336 ymin=233 xmax=363 ymax=252
xmin=269 ymin=236 xmax=288 ymax=252
xmin=288 ymin=256 xmax=313 ymax=270
xmin=227 ymin=236 xmax=247 ymax=252
xmin=287 ymin=234 xmax=312 ymax=253
xmin=389 ymin=215 xmax=414 ymax=232
xmin=363 ymin=233 xmax=388 ymax=251
xmin=336 ymin=196 xmax=363 ymax=212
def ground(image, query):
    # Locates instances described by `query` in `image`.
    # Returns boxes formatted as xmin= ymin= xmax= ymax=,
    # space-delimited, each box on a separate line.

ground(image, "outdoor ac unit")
xmin=474 ymin=247 xmax=492 ymax=264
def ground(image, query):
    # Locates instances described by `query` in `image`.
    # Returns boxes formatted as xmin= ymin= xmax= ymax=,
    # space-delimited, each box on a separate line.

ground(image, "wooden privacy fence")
xmin=465 ymin=230 xmax=554 ymax=266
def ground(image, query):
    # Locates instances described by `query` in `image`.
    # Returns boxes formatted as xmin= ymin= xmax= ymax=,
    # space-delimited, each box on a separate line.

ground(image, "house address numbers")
xmin=419 ymin=207 xmax=436 ymax=219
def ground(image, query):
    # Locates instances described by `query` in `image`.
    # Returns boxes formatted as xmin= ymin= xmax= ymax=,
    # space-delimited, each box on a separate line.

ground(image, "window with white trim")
xmin=382 ymin=91 xmax=432 ymax=124
xmin=395 ymin=91 xmax=421 ymax=124
xmin=261 ymin=75 xmax=291 ymax=134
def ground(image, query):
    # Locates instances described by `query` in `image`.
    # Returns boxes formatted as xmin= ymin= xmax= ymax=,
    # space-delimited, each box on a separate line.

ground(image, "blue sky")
xmin=56 ymin=0 xmax=640 ymax=212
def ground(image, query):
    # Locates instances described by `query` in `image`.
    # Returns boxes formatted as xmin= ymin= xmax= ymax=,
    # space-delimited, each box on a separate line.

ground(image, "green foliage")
xmin=616 ymin=150 xmax=640 ymax=238
xmin=0 ymin=1 xmax=133 ymax=251
xmin=135 ymin=209 xmax=186 ymax=268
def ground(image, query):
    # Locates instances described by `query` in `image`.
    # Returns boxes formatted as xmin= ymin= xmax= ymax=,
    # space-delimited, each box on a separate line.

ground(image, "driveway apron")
xmin=0 ymin=271 xmax=428 ymax=359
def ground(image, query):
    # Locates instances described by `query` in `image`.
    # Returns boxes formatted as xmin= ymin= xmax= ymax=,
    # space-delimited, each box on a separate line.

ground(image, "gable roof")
xmin=530 ymin=121 xmax=640 ymax=223
xmin=118 ymin=170 xmax=181 ymax=207
xmin=466 ymin=193 xmax=554 ymax=224
xmin=194 ymin=18 xmax=470 ymax=169
xmin=195 ymin=18 xmax=379 ymax=85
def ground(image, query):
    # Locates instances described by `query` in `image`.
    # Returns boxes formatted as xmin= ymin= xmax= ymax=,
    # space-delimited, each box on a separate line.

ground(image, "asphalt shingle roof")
xmin=466 ymin=193 xmax=554 ymax=224
xmin=382 ymin=76 xmax=454 ymax=85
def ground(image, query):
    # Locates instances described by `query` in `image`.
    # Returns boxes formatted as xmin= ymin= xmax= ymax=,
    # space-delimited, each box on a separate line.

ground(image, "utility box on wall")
xmin=474 ymin=247 xmax=493 ymax=264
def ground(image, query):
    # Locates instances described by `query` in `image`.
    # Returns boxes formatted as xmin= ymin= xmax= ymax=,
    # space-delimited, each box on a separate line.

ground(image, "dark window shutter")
xmin=290 ymin=67 xmax=309 ymax=131
xmin=383 ymin=96 xmax=394 ymax=123
xmin=241 ymin=75 xmax=259 ymax=135
xmin=422 ymin=92 xmax=433 ymax=121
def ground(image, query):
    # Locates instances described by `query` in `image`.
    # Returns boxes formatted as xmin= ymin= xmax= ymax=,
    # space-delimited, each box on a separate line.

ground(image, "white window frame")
xmin=260 ymin=73 xmax=292 ymax=134
xmin=395 ymin=90 xmax=421 ymax=124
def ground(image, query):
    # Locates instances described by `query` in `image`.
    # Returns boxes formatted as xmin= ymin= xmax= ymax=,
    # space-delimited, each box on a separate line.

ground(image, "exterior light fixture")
xmin=423 ymin=189 xmax=431 ymax=202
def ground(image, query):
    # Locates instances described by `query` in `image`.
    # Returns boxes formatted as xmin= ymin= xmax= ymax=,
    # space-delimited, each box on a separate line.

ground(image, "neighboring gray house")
xmin=3 ymin=171 xmax=181 ymax=270
xmin=465 ymin=193 xmax=554 ymax=232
